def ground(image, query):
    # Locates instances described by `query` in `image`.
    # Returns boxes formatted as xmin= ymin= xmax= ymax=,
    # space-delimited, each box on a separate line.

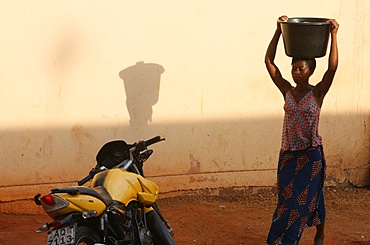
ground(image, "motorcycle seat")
xmin=51 ymin=186 xmax=113 ymax=206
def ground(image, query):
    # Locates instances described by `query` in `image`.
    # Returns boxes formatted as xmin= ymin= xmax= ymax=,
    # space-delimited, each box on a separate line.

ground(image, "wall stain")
xmin=188 ymin=154 xmax=201 ymax=174
xmin=212 ymin=160 xmax=220 ymax=169
xmin=35 ymin=135 xmax=53 ymax=160
xmin=189 ymin=175 xmax=218 ymax=183
xmin=71 ymin=124 xmax=96 ymax=163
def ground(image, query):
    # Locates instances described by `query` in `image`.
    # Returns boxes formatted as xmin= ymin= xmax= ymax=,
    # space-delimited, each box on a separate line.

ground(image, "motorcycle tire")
xmin=75 ymin=226 xmax=101 ymax=245
xmin=146 ymin=210 xmax=176 ymax=245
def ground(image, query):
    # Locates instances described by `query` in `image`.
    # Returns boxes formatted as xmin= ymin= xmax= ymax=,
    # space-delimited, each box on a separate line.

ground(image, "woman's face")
xmin=291 ymin=60 xmax=312 ymax=84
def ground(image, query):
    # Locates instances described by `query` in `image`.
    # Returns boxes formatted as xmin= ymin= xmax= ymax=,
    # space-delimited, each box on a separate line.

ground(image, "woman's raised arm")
xmin=314 ymin=19 xmax=339 ymax=105
xmin=264 ymin=16 xmax=291 ymax=96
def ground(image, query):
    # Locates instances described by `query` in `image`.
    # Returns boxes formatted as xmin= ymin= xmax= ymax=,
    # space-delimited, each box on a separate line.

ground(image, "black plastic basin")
xmin=278 ymin=17 xmax=330 ymax=58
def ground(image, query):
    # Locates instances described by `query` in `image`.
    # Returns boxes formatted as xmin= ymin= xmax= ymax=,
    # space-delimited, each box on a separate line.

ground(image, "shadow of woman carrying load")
xmin=119 ymin=62 xmax=165 ymax=130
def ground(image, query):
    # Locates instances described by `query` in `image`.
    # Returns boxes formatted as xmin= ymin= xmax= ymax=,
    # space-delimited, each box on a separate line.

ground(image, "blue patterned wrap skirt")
xmin=266 ymin=145 xmax=326 ymax=245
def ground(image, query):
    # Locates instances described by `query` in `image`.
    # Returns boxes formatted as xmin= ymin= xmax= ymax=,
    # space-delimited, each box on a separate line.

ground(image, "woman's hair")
xmin=291 ymin=58 xmax=316 ymax=74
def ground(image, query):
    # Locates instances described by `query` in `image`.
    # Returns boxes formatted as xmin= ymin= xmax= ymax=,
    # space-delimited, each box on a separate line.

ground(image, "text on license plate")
xmin=47 ymin=226 xmax=75 ymax=245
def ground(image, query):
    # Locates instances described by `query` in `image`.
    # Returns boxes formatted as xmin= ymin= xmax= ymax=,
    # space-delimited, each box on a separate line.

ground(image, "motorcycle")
xmin=34 ymin=136 xmax=175 ymax=245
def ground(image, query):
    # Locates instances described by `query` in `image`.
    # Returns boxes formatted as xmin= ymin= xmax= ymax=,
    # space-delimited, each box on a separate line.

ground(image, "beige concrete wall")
xmin=0 ymin=1 xmax=369 ymax=212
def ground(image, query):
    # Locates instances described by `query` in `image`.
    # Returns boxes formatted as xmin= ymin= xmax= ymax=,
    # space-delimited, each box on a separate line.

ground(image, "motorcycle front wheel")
xmin=75 ymin=226 xmax=101 ymax=245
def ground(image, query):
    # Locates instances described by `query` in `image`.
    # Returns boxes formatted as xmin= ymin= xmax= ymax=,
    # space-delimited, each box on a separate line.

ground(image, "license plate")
xmin=46 ymin=226 xmax=75 ymax=245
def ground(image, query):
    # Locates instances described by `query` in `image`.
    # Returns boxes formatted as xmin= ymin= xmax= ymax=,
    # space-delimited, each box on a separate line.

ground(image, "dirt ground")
xmin=0 ymin=187 xmax=369 ymax=245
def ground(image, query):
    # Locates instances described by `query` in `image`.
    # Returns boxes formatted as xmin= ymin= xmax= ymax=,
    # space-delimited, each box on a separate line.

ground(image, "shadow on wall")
xmin=119 ymin=62 xmax=164 ymax=130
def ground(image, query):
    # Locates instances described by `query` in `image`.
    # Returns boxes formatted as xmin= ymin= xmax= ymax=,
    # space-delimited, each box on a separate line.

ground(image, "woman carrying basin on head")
xmin=264 ymin=15 xmax=339 ymax=245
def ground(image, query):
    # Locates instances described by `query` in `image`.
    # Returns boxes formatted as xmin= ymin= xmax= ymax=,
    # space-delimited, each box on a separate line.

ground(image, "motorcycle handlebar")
xmin=145 ymin=136 xmax=164 ymax=147
xmin=135 ymin=136 xmax=165 ymax=151
xmin=78 ymin=167 xmax=105 ymax=186
xmin=78 ymin=174 xmax=93 ymax=186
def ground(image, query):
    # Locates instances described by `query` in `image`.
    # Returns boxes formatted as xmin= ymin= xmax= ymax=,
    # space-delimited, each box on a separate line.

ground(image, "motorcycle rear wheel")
xmin=75 ymin=226 xmax=100 ymax=245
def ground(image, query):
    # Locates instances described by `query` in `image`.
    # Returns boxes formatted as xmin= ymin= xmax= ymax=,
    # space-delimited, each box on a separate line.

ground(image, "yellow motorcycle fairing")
xmin=45 ymin=193 xmax=106 ymax=219
xmin=91 ymin=168 xmax=159 ymax=206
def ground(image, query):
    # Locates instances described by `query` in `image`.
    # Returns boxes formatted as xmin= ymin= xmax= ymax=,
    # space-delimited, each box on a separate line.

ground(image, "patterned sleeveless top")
xmin=281 ymin=89 xmax=322 ymax=152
